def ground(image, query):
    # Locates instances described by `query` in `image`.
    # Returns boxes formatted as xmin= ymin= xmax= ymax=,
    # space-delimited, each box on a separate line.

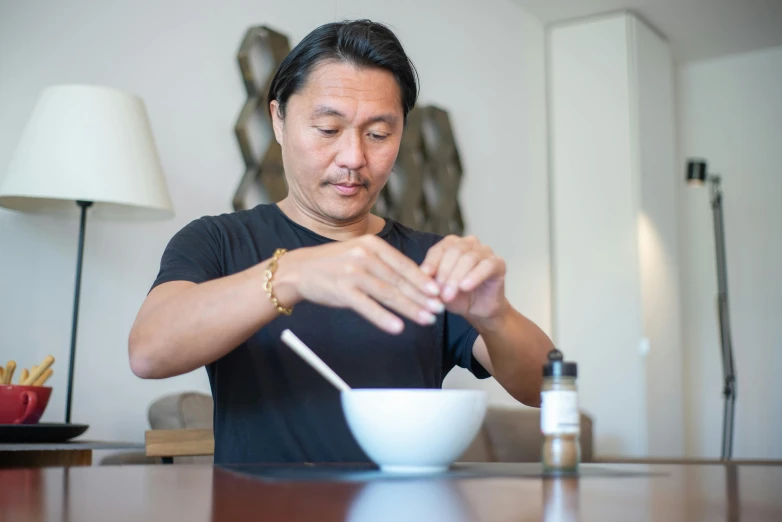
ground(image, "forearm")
xmin=129 ymin=261 xmax=297 ymax=379
xmin=474 ymin=303 xmax=554 ymax=407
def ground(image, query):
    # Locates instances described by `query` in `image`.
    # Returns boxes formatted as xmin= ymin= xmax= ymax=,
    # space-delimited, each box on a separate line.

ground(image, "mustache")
xmin=322 ymin=171 xmax=369 ymax=187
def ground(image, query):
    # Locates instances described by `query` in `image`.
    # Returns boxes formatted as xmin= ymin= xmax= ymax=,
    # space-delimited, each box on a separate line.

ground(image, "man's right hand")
xmin=272 ymin=235 xmax=444 ymax=334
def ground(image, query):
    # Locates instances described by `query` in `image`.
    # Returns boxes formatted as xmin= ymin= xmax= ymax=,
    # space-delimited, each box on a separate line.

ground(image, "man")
xmin=129 ymin=19 xmax=553 ymax=464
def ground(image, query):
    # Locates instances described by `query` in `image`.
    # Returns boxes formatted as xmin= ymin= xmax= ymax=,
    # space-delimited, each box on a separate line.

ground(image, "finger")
xmin=420 ymin=236 xmax=457 ymax=277
xmin=346 ymin=289 xmax=406 ymax=334
xmin=459 ymin=257 xmax=504 ymax=292
xmin=434 ymin=239 xmax=474 ymax=286
xmin=360 ymin=236 xmax=440 ymax=296
xmin=398 ymin=279 xmax=445 ymax=314
xmin=441 ymin=250 xmax=485 ymax=302
xmin=356 ymin=273 xmax=437 ymax=327
xmin=362 ymin=253 xmax=444 ymax=314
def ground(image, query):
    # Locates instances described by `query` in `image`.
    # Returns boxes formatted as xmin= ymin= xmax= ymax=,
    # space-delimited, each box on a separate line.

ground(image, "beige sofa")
xmin=101 ymin=392 xmax=593 ymax=465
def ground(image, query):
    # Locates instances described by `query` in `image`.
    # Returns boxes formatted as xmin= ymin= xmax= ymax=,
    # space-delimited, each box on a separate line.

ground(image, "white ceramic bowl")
xmin=341 ymin=389 xmax=489 ymax=473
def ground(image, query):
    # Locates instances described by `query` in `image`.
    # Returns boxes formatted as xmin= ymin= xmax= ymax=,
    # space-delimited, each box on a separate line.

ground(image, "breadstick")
xmin=3 ymin=361 xmax=16 ymax=385
xmin=0 ymin=367 xmax=4 ymax=383
xmin=19 ymin=368 xmax=30 ymax=385
xmin=23 ymin=356 xmax=54 ymax=385
xmin=33 ymin=369 xmax=53 ymax=386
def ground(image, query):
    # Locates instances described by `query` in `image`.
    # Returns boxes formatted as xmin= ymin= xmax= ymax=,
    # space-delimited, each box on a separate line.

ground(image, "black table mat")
xmin=218 ymin=462 xmax=666 ymax=483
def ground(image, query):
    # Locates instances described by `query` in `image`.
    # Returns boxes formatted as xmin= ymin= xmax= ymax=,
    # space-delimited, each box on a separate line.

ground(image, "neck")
xmin=276 ymin=197 xmax=385 ymax=241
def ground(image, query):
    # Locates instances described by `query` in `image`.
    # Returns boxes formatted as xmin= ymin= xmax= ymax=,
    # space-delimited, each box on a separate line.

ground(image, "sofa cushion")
xmin=148 ymin=392 xmax=214 ymax=430
xmin=145 ymin=393 xmax=593 ymax=464
xmin=179 ymin=392 xmax=214 ymax=429
xmin=482 ymin=407 xmax=593 ymax=463
xmin=457 ymin=425 xmax=495 ymax=462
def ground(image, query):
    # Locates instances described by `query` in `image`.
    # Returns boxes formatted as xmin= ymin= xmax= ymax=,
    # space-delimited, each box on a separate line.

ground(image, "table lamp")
xmin=0 ymin=84 xmax=174 ymax=424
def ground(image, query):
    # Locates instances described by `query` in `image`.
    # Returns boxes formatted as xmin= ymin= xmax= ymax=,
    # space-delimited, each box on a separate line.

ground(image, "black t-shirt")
xmin=151 ymin=203 xmax=489 ymax=464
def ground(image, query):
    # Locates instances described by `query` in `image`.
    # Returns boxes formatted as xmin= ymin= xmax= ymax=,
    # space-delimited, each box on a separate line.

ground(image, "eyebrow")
xmin=311 ymin=105 xmax=399 ymax=126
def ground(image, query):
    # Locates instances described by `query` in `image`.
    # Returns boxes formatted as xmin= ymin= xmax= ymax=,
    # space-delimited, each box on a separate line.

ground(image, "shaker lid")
xmin=543 ymin=348 xmax=577 ymax=377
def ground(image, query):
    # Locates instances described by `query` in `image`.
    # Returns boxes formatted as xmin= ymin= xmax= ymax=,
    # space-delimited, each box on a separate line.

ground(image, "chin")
xmin=320 ymin=195 xmax=375 ymax=223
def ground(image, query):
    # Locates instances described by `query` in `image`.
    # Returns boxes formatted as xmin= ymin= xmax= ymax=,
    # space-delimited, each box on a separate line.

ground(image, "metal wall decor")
xmin=233 ymin=26 xmax=291 ymax=211
xmin=375 ymin=106 xmax=465 ymax=235
xmin=232 ymin=26 xmax=466 ymax=235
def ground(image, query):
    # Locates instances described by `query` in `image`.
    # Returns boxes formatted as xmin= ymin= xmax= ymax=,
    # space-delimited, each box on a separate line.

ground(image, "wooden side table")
xmin=0 ymin=440 xmax=145 ymax=468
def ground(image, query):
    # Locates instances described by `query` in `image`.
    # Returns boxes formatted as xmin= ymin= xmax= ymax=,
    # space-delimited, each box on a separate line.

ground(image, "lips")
xmin=331 ymin=183 xmax=362 ymax=196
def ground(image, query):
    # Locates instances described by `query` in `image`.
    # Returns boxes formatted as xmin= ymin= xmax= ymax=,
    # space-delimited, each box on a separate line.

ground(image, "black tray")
xmin=0 ymin=423 xmax=89 ymax=443
xmin=219 ymin=462 xmax=667 ymax=483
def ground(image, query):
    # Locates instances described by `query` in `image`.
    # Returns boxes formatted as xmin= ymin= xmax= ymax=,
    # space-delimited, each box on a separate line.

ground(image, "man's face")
xmin=271 ymin=61 xmax=404 ymax=223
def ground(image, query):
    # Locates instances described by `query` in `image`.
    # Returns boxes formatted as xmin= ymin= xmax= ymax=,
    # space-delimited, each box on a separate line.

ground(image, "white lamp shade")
xmin=0 ymin=84 xmax=174 ymax=220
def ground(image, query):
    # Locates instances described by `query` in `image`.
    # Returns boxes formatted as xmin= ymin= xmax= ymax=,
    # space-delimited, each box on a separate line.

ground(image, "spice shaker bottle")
xmin=541 ymin=347 xmax=580 ymax=474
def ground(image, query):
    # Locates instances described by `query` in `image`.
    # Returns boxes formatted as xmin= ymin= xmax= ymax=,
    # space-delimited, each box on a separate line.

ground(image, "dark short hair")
xmin=268 ymin=20 xmax=419 ymax=123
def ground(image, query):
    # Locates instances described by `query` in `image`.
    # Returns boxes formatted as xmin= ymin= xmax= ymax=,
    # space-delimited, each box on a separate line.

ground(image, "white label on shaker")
xmin=541 ymin=390 xmax=580 ymax=435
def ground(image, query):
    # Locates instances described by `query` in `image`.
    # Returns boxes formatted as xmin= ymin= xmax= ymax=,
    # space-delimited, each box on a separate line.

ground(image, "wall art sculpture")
xmin=233 ymin=25 xmax=291 ymax=211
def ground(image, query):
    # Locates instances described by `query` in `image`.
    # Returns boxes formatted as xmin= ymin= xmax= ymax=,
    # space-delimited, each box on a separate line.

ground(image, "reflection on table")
xmin=1 ymin=462 xmax=781 ymax=521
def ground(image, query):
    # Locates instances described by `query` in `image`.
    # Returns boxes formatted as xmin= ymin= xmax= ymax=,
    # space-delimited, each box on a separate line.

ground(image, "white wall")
xmin=0 ymin=0 xmax=550 ymax=444
xmin=679 ymin=45 xmax=782 ymax=459
xmin=549 ymin=13 xmax=683 ymax=457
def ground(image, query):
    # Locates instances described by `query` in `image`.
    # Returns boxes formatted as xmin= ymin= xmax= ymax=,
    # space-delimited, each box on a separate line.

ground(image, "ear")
xmin=270 ymin=100 xmax=284 ymax=145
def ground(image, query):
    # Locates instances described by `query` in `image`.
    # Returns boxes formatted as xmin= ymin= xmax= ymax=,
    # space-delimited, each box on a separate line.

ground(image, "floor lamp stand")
xmin=65 ymin=200 xmax=93 ymax=424
xmin=709 ymin=176 xmax=736 ymax=460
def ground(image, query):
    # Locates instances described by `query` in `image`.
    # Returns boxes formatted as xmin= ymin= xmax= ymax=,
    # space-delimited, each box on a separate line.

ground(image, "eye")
xmin=369 ymin=133 xmax=389 ymax=141
xmin=318 ymin=128 xmax=338 ymax=137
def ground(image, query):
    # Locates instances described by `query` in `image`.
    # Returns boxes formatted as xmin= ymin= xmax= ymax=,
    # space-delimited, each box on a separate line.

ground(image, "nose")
xmin=334 ymin=131 xmax=367 ymax=172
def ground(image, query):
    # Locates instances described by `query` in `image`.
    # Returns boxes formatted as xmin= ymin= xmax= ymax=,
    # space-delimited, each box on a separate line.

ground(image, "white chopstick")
xmin=280 ymin=329 xmax=351 ymax=392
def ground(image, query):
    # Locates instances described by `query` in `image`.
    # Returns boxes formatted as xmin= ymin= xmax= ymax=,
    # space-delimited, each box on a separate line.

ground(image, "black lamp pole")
xmin=710 ymin=176 xmax=737 ymax=461
xmin=65 ymin=200 xmax=93 ymax=424
xmin=687 ymin=160 xmax=736 ymax=460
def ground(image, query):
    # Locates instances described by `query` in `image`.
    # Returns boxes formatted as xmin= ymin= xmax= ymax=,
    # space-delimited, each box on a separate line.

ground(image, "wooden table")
xmin=0 ymin=440 xmax=145 ymax=468
xmin=1 ymin=462 xmax=781 ymax=521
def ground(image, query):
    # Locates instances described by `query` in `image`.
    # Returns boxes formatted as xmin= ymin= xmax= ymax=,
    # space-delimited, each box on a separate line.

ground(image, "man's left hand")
xmin=420 ymin=235 xmax=509 ymax=327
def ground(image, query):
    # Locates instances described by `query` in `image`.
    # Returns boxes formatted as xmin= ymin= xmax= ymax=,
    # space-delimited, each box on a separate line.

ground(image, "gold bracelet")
xmin=264 ymin=248 xmax=293 ymax=316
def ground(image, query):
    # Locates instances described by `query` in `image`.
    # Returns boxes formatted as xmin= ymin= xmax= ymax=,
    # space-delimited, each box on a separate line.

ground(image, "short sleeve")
xmin=443 ymin=311 xmax=491 ymax=379
xmin=150 ymin=217 xmax=224 ymax=291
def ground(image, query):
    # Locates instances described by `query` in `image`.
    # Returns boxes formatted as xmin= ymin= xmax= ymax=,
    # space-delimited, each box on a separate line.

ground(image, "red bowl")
xmin=0 ymin=385 xmax=52 ymax=424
